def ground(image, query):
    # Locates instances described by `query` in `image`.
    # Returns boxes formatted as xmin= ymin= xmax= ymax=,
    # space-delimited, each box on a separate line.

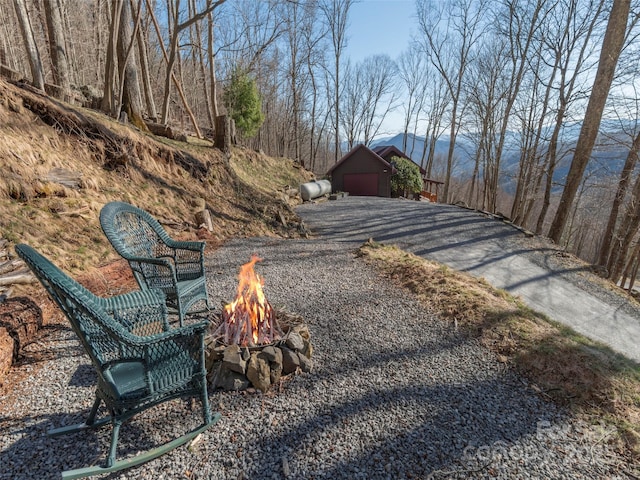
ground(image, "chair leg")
xmin=86 ymin=397 xmax=102 ymax=426
xmin=48 ymin=397 xmax=110 ymax=437
xmin=106 ymin=420 xmax=122 ymax=468
xmin=176 ymin=297 xmax=185 ymax=327
xmin=201 ymin=377 xmax=211 ymax=424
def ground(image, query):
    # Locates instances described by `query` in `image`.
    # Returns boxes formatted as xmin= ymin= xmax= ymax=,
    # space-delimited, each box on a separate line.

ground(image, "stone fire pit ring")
xmin=205 ymin=309 xmax=313 ymax=393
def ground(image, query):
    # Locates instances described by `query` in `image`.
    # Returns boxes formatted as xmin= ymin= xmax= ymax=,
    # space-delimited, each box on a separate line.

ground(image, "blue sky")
xmin=346 ymin=0 xmax=417 ymax=63
xmin=345 ymin=0 xmax=418 ymax=135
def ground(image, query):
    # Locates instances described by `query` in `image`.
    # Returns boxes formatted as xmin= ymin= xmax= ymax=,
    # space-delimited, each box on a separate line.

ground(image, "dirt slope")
xmin=0 ymin=77 xmax=312 ymax=271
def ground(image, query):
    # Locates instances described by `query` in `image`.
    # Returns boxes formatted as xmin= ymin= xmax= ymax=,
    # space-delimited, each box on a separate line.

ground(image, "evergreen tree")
xmin=223 ymin=69 xmax=265 ymax=138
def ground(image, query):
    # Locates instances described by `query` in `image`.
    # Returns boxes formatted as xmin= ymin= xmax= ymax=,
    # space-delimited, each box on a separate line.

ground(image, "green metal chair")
xmin=15 ymin=243 xmax=220 ymax=480
xmin=99 ymin=201 xmax=210 ymax=326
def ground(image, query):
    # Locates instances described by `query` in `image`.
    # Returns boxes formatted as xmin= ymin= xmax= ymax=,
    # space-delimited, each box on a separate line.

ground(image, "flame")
xmin=219 ymin=255 xmax=280 ymax=346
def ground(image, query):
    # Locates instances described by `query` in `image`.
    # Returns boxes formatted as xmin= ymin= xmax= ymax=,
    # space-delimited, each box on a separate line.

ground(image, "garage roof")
xmin=327 ymin=144 xmax=394 ymax=174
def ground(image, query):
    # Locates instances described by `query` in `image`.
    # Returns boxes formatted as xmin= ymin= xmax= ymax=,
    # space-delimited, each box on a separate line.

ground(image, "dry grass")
xmin=0 ymin=78 xmax=312 ymax=275
xmin=358 ymin=240 xmax=640 ymax=461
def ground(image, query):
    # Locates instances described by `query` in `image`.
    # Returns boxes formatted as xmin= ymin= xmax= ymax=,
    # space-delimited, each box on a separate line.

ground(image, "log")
xmin=0 ymin=326 xmax=14 ymax=383
xmin=58 ymin=205 xmax=90 ymax=217
xmin=0 ymin=260 xmax=22 ymax=276
xmin=0 ymin=287 xmax=14 ymax=303
xmin=278 ymin=211 xmax=288 ymax=228
xmin=0 ymin=297 xmax=42 ymax=360
xmin=42 ymin=167 xmax=83 ymax=189
xmin=0 ymin=269 xmax=36 ymax=286
xmin=146 ymin=121 xmax=178 ymax=140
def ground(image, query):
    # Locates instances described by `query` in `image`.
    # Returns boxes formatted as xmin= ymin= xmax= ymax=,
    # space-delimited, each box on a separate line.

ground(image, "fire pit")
xmin=206 ymin=255 xmax=313 ymax=392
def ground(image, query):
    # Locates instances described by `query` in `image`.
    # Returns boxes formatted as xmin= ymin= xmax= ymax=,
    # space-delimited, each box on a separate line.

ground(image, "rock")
xmin=298 ymin=354 xmax=313 ymax=373
xmin=292 ymin=323 xmax=311 ymax=340
xmin=264 ymin=348 xmax=283 ymax=385
xmin=246 ymin=352 xmax=271 ymax=392
xmin=223 ymin=344 xmax=247 ymax=374
xmin=195 ymin=209 xmax=214 ymax=232
xmin=285 ymin=331 xmax=305 ymax=352
xmin=269 ymin=358 xmax=283 ymax=386
xmin=205 ymin=343 xmax=225 ymax=372
xmin=281 ymin=347 xmax=300 ymax=374
xmin=261 ymin=345 xmax=279 ymax=362
xmin=213 ymin=364 xmax=251 ymax=391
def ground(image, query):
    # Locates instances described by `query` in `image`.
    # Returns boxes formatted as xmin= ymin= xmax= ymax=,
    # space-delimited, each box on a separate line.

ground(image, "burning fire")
xmin=214 ymin=255 xmax=282 ymax=346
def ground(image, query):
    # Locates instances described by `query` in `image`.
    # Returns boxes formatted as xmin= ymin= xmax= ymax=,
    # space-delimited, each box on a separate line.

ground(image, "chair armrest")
xmin=116 ymin=319 xmax=209 ymax=348
xmin=99 ymin=289 xmax=170 ymax=334
xmin=163 ymin=239 xmax=205 ymax=253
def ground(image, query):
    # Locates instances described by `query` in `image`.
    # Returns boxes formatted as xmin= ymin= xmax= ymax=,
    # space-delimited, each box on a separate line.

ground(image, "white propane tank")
xmin=300 ymin=180 xmax=331 ymax=201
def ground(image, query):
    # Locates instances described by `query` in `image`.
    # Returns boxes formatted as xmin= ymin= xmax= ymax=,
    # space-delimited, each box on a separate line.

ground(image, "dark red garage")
xmin=327 ymin=144 xmax=397 ymax=197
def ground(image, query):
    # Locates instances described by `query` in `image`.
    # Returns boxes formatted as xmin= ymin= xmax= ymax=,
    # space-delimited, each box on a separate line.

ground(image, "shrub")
xmin=390 ymin=156 xmax=422 ymax=197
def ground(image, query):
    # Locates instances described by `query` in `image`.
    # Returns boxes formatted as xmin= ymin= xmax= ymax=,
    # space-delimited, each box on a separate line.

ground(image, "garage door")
xmin=343 ymin=173 xmax=379 ymax=196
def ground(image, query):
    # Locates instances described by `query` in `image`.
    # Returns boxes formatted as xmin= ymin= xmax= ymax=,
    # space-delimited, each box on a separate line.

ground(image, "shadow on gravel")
xmin=68 ymin=363 xmax=96 ymax=387
xmin=1 ymin=399 xmax=200 ymax=480
xmin=11 ymin=324 xmax=84 ymax=367
xmin=241 ymin=375 xmax=554 ymax=479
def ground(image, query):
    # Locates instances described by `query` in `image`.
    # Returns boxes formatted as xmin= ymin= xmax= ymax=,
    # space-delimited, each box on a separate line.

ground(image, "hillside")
xmin=0 ymin=77 xmax=315 ymax=319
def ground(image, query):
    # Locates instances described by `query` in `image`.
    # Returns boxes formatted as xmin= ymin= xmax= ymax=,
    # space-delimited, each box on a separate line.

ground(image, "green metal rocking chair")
xmin=15 ymin=243 xmax=220 ymax=480
xmin=99 ymin=201 xmax=211 ymax=326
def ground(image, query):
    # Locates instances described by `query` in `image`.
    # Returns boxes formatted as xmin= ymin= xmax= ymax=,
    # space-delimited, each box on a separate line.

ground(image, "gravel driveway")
xmin=0 ymin=234 xmax=632 ymax=479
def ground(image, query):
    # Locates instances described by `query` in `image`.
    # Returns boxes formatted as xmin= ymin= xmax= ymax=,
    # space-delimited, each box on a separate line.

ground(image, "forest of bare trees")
xmin=2 ymin=0 xmax=640 ymax=292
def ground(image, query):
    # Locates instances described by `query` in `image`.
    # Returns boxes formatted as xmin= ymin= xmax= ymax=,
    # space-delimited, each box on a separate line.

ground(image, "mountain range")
xmin=371 ymin=124 xmax=634 ymax=189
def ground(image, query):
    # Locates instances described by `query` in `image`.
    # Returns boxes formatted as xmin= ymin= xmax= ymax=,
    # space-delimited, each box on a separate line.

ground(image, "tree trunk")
xmin=43 ymin=0 xmax=71 ymax=100
xmin=146 ymin=0 xmax=204 ymax=138
xmin=13 ymin=0 xmax=45 ymax=90
xmin=607 ymin=171 xmax=640 ymax=281
xmin=136 ymin=11 xmax=157 ymax=122
xmin=101 ymin=0 xmax=122 ymax=115
xmin=597 ymin=130 xmax=640 ymax=270
xmin=207 ymin=12 xmax=219 ymax=122
xmin=548 ymin=0 xmax=630 ymax=244
xmin=117 ymin=0 xmax=146 ymax=130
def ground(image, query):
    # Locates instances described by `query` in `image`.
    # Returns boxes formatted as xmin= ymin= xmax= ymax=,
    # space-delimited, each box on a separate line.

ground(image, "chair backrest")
xmin=15 ymin=244 xmax=129 ymax=374
xmin=100 ymin=201 xmax=173 ymax=261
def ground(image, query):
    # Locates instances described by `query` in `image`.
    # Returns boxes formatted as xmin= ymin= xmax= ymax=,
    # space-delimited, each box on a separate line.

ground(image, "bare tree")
xmin=319 ymin=0 xmax=354 ymax=163
xmin=464 ymin=38 xmax=511 ymax=210
xmin=534 ymin=0 xmax=606 ymax=234
xmin=419 ymin=67 xmax=450 ymax=180
xmin=417 ymin=0 xmax=488 ymax=203
xmin=136 ymin=2 xmax=157 ymax=122
xmin=117 ymin=0 xmax=146 ymax=128
xmin=159 ymin=0 xmax=226 ymax=126
xmin=607 ymin=168 xmax=640 ymax=282
xmin=549 ymin=0 xmax=631 ymax=243
xmin=101 ymin=0 xmax=122 ymax=115
xmin=485 ymin=0 xmax=549 ymax=213
xmin=43 ymin=0 xmax=71 ymax=99
xmin=13 ymin=0 xmax=44 ymax=90
xmin=398 ymin=47 xmax=428 ymax=154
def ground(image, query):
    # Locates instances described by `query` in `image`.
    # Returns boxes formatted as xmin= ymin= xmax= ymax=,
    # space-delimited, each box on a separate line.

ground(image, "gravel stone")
xmin=0 ymin=237 xmax=632 ymax=479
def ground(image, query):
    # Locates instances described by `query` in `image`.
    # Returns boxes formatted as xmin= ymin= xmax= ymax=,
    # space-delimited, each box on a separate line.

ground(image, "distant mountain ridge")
xmin=371 ymin=124 xmax=634 ymax=186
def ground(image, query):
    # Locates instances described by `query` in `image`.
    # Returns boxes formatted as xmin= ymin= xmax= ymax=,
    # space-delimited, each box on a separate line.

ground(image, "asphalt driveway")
xmin=297 ymin=196 xmax=640 ymax=363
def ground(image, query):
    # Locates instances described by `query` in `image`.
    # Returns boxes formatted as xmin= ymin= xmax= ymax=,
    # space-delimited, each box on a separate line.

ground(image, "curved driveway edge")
xmin=297 ymin=196 xmax=640 ymax=363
